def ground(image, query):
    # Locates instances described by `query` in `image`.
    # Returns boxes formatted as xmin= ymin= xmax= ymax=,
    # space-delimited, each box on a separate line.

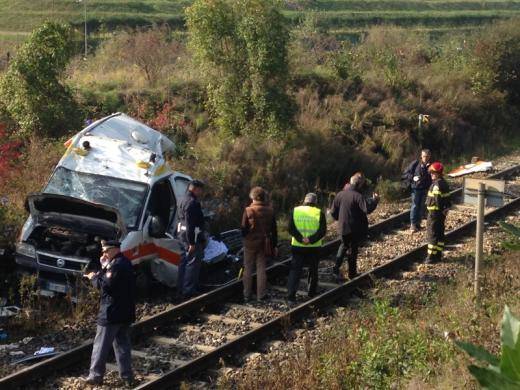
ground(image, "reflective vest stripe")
xmin=428 ymin=191 xmax=450 ymax=198
xmin=291 ymin=206 xmax=322 ymax=247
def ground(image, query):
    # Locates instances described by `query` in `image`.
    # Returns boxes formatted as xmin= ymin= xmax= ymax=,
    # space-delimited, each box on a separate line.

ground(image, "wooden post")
xmin=475 ymin=182 xmax=485 ymax=301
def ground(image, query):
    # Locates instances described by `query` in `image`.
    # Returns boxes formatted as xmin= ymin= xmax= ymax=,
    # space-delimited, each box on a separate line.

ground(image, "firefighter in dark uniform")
xmin=83 ymin=240 xmax=136 ymax=386
xmin=425 ymin=162 xmax=452 ymax=263
xmin=176 ymin=179 xmax=206 ymax=300
xmin=287 ymin=193 xmax=327 ymax=302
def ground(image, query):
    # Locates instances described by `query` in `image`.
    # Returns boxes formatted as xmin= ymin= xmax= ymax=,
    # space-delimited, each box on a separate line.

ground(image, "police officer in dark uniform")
xmin=83 ymin=240 xmax=136 ymax=386
xmin=176 ymin=180 xmax=206 ymax=300
xmin=425 ymin=162 xmax=451 ymax=263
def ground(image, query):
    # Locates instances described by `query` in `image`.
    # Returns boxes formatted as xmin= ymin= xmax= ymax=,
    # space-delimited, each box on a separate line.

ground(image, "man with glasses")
xmin=82 ymin=240 xmax=136 ymax=386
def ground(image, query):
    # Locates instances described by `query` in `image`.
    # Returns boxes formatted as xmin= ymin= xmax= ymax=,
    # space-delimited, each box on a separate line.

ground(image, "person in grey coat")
xmin=82 ymin=240 xmax=136 ymax=386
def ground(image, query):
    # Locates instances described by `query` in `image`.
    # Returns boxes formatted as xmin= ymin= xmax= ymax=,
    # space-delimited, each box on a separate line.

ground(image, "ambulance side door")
xmin=145 ymin=178 xmax=184 ymax=286
xmin=169 ymin=174 xmax=192 ymax=237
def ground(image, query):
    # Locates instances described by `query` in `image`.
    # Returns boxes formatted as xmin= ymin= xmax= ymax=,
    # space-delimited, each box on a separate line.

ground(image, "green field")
xmin=1 ymin=0 xmax=520 ymax=44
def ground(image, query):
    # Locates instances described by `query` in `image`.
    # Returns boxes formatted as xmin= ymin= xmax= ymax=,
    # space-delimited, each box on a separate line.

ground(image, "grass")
xmin=1 ymin=0 xmax=520 ymax=44
xmin=219 ymin=247 xmax=520 ymax=389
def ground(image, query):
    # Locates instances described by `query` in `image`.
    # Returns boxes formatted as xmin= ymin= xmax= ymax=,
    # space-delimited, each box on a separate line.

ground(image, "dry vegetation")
xmin=1 ymin=19 xmax=520 ymax=234
xmin=218 ymin=248 xmax=520 ymax=389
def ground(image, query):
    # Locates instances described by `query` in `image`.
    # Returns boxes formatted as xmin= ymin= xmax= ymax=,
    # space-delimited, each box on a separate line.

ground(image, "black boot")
xmin=425 ymin=254 xmax=440 ymax=264
xmin=348 ymin=256 xmax=358 ymax=279
xmin=333 ymin=258 xmax=342 ymax=276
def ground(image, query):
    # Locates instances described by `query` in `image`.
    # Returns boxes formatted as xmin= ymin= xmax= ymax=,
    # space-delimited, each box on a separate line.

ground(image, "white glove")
xmin=100 ymin=254 xmax=110 ymax=269
xmin=413 ymin=176 xmax=419 ymax=182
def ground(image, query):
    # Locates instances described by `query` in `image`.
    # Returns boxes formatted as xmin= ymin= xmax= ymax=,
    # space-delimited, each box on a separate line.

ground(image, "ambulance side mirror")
xmin=149 ymin=215 xmax=166 ymax=238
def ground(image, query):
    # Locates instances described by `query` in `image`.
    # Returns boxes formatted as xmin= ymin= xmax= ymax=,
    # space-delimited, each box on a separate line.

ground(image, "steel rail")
xmin=1 ymin=164 xmax=518 ymax=389
xmin=136 ymin=188 xmax=520 ymax=389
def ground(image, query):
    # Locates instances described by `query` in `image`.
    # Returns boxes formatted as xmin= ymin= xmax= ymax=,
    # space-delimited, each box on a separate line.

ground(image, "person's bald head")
xmin=350 ymin=172 xmax=365 ymax=190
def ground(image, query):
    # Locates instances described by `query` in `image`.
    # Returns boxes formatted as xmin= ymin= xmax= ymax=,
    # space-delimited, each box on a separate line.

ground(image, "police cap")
xmin=101 ymin=240 xmax=121 ymax=251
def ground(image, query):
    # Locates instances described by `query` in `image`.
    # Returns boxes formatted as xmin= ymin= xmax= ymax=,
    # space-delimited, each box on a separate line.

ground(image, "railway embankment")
xmin=219 ymin=213 xmax=520 ymax=389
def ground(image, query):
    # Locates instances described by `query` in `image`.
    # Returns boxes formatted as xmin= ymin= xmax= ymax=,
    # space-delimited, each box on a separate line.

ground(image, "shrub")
xmin=0 ymin=123 xmax=22 ymax=187
xmin=469 ymin=20 xmax=520 ymax=104
xmin=186 ymin=0 xmax=294 ymax=137
xmin=376 ymin=179 xmax=406 ymax=202
xmin=0 ymin=22 xmax=82 ymax=138
xmin=457 ymin=306 xmax=520 ymax=389
xmin=0 ymin=136 xmax=63 ymax=245
xmin=499 ymin=221 xmax=520 ymax=251
xmin=104 ymin=25 xmax=183 ymax=86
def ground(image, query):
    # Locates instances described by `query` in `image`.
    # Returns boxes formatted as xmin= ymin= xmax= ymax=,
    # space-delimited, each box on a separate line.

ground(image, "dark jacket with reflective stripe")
xmin=331 ymin=187 xmax=378 ymax=237
xmin=426 ymin=177 xmax=451 ymax=213
xmin=178 ymin=191 xmax=205 ymax=245
xmin=92 ymin=253 xmax=136 ymax=326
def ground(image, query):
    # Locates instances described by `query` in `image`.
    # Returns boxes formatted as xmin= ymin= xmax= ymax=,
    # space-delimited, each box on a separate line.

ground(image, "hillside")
xmin=2 ymin=0 xmax=520 ymax=45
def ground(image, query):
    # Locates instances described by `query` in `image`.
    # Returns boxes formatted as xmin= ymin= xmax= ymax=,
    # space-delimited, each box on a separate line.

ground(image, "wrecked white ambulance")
xmin=15 ymin=113 xmax=193 ymax=294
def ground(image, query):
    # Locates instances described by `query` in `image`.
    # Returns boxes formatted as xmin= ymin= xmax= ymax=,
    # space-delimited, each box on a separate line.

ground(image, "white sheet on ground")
xmin=448 ymin=161 xmax=493 ymax=177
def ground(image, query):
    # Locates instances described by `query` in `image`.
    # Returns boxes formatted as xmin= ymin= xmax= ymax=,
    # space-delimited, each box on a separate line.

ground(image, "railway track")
xmin=1 ymin=164 xmax=519 ymax=389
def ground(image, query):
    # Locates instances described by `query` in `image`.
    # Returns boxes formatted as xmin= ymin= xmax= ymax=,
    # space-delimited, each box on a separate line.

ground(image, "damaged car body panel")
xmin=15 ymin=113 xmax=193 ymax=295
xmin=26 ymin=193 xmax=126 ymax=236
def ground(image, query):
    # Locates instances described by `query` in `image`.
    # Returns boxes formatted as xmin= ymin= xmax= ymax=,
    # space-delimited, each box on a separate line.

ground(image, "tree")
xmin=115 ymin=26 xmax=183 ymax=86
xmin=186 ymin=0 xmax=293 ymax=137
xmin=0 ymin=22 xmax=81 ymax=138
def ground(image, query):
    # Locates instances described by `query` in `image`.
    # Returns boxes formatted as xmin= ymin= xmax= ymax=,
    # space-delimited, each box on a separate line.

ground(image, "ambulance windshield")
xmin=44 ymin=167 xmax=148 ymax=228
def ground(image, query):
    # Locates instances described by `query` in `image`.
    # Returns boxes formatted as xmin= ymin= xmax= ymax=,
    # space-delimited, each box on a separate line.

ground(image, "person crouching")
xmin=83 ymin=240 xmax=136 ymax=386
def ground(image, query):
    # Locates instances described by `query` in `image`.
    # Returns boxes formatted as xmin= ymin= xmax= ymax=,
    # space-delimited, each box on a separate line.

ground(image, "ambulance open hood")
xmin=26 ymin=193 xmax=127 ymax=238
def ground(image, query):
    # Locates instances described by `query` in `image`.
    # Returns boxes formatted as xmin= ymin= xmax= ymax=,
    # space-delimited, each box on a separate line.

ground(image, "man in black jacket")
xmin=331 ymin=173 xmax=379 ymax=279
xmin=83 ymin=240 xmax=136 ymax=386
xmin=287 ymin=193 xmax=327 ymax=302
xmin=402 ymin=149 xmax=432 ymax=233
xmin=176 ymin=180 xmax=206 ymax=299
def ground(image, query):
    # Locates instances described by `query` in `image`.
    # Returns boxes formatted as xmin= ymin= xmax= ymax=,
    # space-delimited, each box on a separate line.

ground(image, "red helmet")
xmin=429 ymin=161 xmax=444 ymax=174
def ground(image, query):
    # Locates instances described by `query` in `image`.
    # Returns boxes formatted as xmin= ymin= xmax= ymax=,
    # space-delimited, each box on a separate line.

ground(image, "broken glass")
xmin=44 ymin=167 xmax=148 ymax=228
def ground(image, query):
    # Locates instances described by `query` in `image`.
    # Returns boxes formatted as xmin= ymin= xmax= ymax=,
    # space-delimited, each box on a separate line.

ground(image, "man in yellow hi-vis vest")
xmin=287 ymin=193 xmax=326 ymax=303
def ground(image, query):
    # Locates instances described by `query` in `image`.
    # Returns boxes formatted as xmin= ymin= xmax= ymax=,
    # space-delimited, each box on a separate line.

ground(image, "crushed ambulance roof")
xmin=59 ymin=113 xmax=175 ymax=184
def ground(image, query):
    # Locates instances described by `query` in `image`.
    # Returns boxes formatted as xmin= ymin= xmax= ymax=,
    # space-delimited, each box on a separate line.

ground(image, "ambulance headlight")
xmin=16 ymin=242 xmax=36 ymax=258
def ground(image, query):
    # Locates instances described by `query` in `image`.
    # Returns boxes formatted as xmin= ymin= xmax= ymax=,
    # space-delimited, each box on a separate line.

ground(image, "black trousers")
xmin=177 ymin=242 xmax=205 ymax=299
xmin=287 ymin=248 xmax=320 ymax=299
xmin=427 ymin=212 xmax=446 ymax=261
xmin=334 ymin=233 xmax=362 ymax=278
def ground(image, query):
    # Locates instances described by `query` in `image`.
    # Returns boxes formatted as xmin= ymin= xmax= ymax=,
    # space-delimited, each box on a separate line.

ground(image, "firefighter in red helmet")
xmin=425 ymin=162 xmax=451 ymax=263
